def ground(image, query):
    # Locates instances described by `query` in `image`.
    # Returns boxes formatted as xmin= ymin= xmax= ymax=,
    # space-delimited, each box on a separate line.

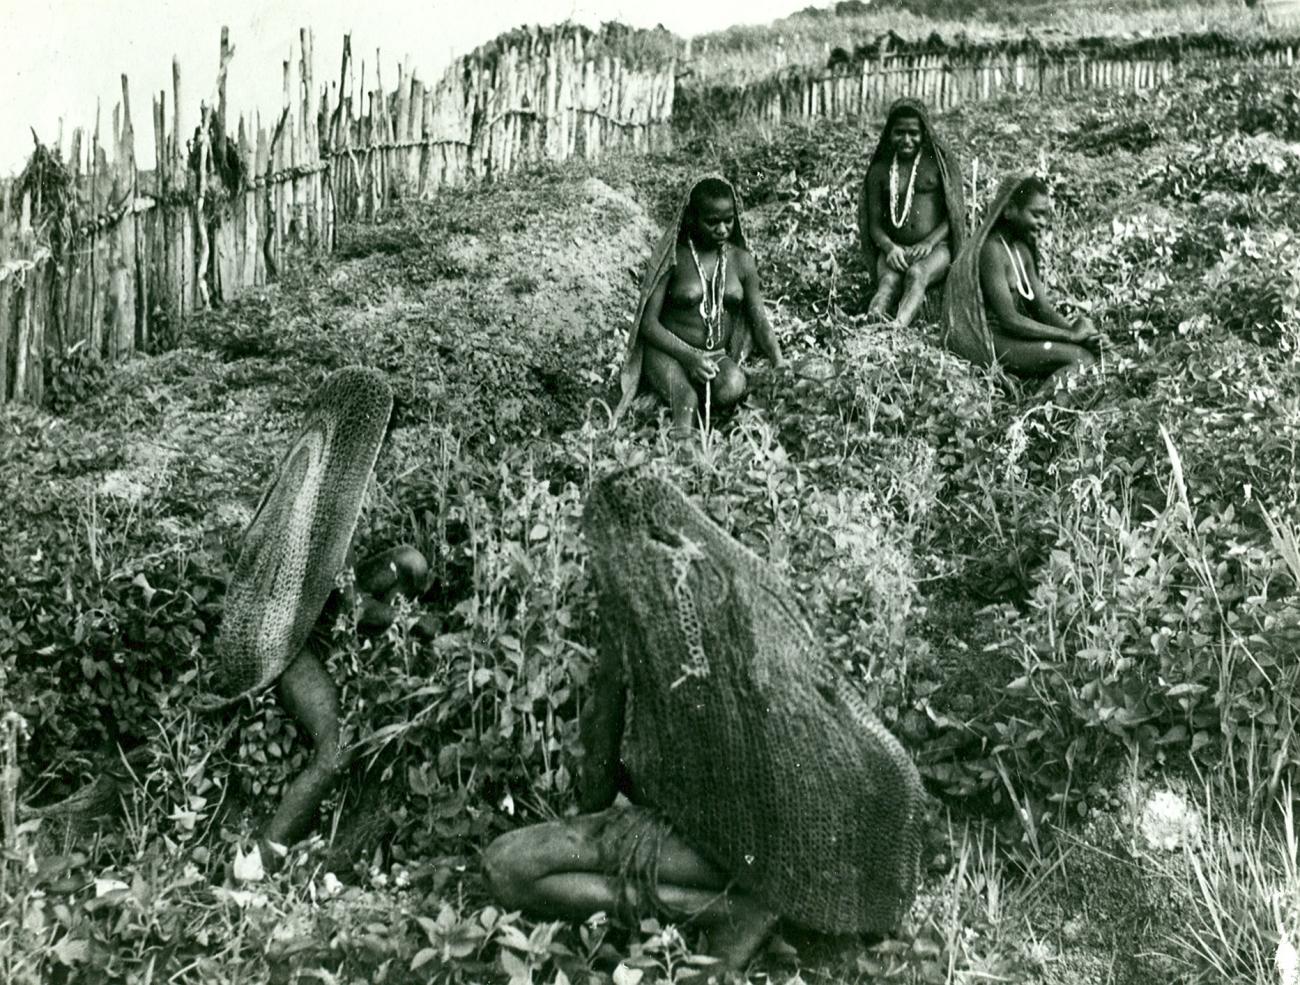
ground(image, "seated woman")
xmin=613 ymin=175 xmax=784 ymax=435
xmin=943 ymin=174 xmax=1102 ymax=386
xmin=858 ymin=97 xmax=966 ymax=328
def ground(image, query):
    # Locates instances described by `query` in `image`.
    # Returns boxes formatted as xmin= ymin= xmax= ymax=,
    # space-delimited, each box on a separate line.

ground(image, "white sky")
xmin=0 ymin=0 xmax=810 ymax=176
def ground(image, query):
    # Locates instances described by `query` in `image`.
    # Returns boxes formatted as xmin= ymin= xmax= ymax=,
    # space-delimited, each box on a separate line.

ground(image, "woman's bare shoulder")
xmin=730 ymin=244 xmax=757 ymax=272
xmin=978 ymin=236 xmax=1005 ymax=264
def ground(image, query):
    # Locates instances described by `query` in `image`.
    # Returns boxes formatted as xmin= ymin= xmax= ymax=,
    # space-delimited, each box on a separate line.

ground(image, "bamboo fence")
xmin=330 ymin=26 xmax=675 ymax=223
xmin=675 ymin=32 xmax=1300 ymax=128
xmin=0 ymin=24 xmax=675 ymax=406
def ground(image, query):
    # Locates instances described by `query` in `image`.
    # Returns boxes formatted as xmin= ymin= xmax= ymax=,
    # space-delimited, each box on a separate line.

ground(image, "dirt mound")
xmin=318 ymin=175 xmax=661 ymax=439
xmin=439 ymin=176 xmax=658 ymax=382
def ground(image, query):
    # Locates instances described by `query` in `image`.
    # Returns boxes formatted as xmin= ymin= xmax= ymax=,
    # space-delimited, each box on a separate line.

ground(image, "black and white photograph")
xmin=2 ymin=1 xmax=1299 ymax=982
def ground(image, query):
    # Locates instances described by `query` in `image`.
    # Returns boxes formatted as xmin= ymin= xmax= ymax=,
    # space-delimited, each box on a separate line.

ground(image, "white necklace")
xmin=889 ymin=152 xmax=920 ymax=228
xmin=688 ymin=238 xmax=726 ymax=350
xmin=999 ymin=236 xmax=1035 ymax=300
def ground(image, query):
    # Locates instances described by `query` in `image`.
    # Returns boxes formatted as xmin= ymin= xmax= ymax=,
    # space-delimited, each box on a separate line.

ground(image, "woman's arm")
xmin=738 ymin=250 xmax=784 ymax=366
xmin=863 ymin=164 xmax=897 ymax=254
xmin=865 ymin=163 xmax=910 ymax=273
xmin=1022 ymin=252 xmax=1073 ymax=330
xmin=575 ymin=643 xmax=626 ymax=813
xmin=979 ymin=240 xmax=1079 ymax=344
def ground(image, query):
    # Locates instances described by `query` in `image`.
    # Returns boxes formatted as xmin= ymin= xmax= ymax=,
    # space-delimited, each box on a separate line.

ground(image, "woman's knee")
xmin=902 ymin=263 xmax=929 ymax=292
xmin=307 ymin=726 xmax=346 ymax=778
xmin=711 ymin=363 xmax=747 ymax=408
xmin=357 ymin=545 xmax=427 ymax=597
xmin=484 ymin=829 xmax=536 ymax=909
xmin=390 ymin=546 xmax=429 ymax=594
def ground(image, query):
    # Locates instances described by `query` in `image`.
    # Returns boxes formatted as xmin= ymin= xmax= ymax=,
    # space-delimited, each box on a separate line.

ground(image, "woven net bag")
xmin=217 ymin=366 xmax=393 ymax=697
xmin=585 ymin=470 xmax=924 ymax=934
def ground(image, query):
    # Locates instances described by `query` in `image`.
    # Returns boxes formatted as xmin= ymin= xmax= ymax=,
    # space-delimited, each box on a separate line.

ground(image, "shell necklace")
xmin=889 ymin=152 xmax=921 ymax=228
xmin=999 ymin=236 xmax=1035 ymax=301
xmin=688 ymin=238 xmax=727 ymax=350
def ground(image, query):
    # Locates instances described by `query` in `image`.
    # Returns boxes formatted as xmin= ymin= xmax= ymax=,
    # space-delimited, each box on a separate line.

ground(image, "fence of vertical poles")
xmin=673 ymin=31 xmax=1300 ymax=129
xmin=0 ymin=23 xmax=677 ymax=406
xmin=4 ymin=23 xmax=1300 ymax=407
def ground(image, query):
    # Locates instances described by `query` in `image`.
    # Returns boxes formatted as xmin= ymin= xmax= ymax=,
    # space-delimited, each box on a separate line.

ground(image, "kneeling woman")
xmin=484 ymin=472 xmax=923 ymax=972
xmin=943 ymin=174 xmax=1102 ymax=384
xmin=614 ymin=175 xmax=784 ymax=433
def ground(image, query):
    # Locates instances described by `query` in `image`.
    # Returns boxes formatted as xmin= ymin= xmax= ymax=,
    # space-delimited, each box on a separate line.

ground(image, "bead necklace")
xmin=688 ymin=238 xmax=727 ymax=350
xmin=999 ymin=236 xmax=1035 ymax=301
xmin=889 ymin=152 xmax=921 ymax=228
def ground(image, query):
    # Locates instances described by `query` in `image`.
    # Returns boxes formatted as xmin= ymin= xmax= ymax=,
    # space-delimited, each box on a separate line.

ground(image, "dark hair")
xmin=887 ymin=108 xmax=924 ymax=130
xmin=1010 ymin=176 xmax=1050 ymax=208
xmin=682 ymin=178 xmax=738 ymax=243
xmin=687 ymin=177 xmax=735 ymax=214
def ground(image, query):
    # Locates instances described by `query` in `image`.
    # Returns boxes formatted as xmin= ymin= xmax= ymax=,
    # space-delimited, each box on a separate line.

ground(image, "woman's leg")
xmin=484 ymin=811 xmax=776 ymax=970
xmin=642 ymin=345 xmax=701 ymax=434
xmin=354 ymin=546 xmax=429 ymax=603
xmin=867 ymin=254 xmax=903 ymax=321
xmin=894 ymin=243 xmax=950 ymax=328
xmin=993 ymin=334 xmax=1097 ymax=380
xmin=352 ymin=546 xmax=435 ymax=633
xmin=262 ymin=648 xmax=346 ymax=853
xmin=708 ymin=357 xmax=747 ymax=411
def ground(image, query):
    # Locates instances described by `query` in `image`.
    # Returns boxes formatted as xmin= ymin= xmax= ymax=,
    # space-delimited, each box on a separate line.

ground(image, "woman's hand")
xmin=885 ymin=244 xmax=909 ymax=273
xmin=906 ymin=241 xmax=936 ymax=262
xmin=685 ymin=348 xmax=723 ymax=384
xmin=1069 ymin=317 xmax=1103 ymax=350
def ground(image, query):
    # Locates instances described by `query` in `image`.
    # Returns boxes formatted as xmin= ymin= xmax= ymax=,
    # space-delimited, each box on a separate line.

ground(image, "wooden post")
xmin=215 ymin=27 xmax=232 ymax=167
xmin=238 ymin=116 xmax=255 ymax=289
xmin=171 ymin=57 xmax=189 ymax=321
xmin=151 ymin=91 xmax=166 ymax=337
xmin=331 ymin=33 xmax=351 ymax=152
xmin=194 ymin=102 xmax=210 ymax=309
xmin=300 ymin=28 xmax=317 ymax=245
xmin=280 ymin=57 xmax=292 ymax=249
xmin=254 ymin=114 xmax=268 ymax=283
xmin=88 ymin=100 xmax=103 ymax=359
xmin=118 ymin=73 xmax=144 ymax=356
xmin=264 ymin=106 xmax=288 ymax=279
xmin=12 ymin=193 xmax=32 ymax=402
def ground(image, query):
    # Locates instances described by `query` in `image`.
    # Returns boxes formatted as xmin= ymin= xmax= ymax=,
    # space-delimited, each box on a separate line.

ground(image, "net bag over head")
xmin=217 ymin=366 xmax=394 ymax=697
xmin=584 ymin=470 xmax=925 ymax=934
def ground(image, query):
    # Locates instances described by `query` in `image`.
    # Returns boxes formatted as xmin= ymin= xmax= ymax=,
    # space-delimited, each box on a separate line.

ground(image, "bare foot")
xmin=257 ymin=837 xmax=289 ymax=875
xmin=704 ymin=899 xmax=777 ymax=972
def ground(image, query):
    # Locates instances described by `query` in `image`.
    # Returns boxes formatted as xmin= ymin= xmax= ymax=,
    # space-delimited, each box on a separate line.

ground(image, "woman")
xmin=857 ymin=96 xmax=966 ymax=328
xmin=484 ymin=471 xmax=923 ymax=973
xmin=215 ymin=367 xmax=436 ymax=865
xmin=944 ymin=174 xmax=1102 ymax=385
xmin=614 ymin=175 xmax=784 ymax=434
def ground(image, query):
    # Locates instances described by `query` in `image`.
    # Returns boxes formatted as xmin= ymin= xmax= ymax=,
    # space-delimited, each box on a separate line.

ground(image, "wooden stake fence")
xmin=0 ymin=24 xmax=675 ymax=406
xmin=677 ymin=39 xmax=1300 ymax=129
xmin=329 ymin=26 xmax=675 ymax=223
